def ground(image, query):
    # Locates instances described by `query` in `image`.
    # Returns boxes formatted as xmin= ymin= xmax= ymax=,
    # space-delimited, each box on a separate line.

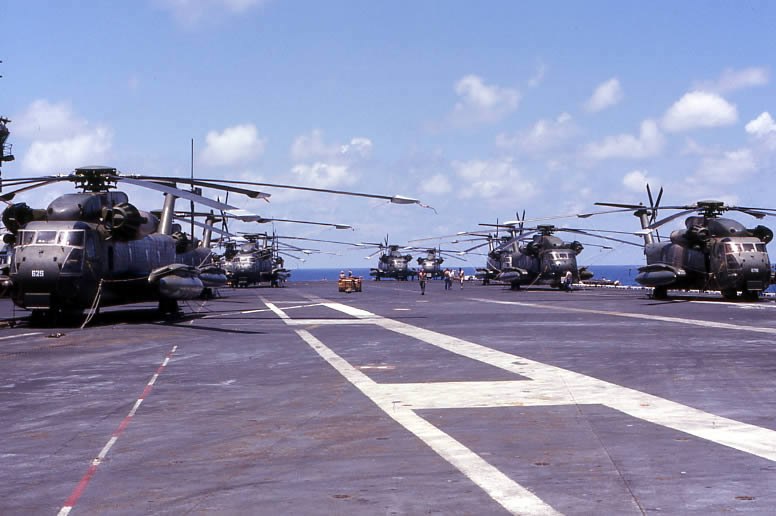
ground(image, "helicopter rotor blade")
xmin=171 ymin=216 xmax=236 ymax=238
xmin=647 ymin=209 xmax=697 ymax=230
xmin=136 ymin=176 xmax=427 ymax=207
xmin=0 ymin=179 xmax=62 ymax=202
xmin=560 ymin=228 xmax=643 ymax=247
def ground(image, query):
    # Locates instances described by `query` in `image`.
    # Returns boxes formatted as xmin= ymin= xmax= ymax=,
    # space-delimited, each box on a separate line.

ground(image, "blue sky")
xmin=3 ymin=1 xmax=776 ymax=267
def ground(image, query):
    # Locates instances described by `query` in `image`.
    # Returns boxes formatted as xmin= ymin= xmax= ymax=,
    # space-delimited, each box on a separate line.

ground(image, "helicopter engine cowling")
xmin=102 ymin=202 xmax=157 ymax=240
xmin=670 ymin=225 xmax=710 ymax=249
xmin=749 ymin=225 xmax=774 ymax=244
xmin=2 ymin=202 xmax=44 ymax=234
xmin=569 ymin=241 xmax=584 ymax=255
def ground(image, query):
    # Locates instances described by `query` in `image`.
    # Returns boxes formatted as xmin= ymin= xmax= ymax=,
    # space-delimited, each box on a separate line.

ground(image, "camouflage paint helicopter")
xmin=596 ymin=187 xmax=775 ymax=299
xmin=0 ymin=166 xmax=426 ymax=321
xmin=360 ymin=238 xmax=416 ymax=280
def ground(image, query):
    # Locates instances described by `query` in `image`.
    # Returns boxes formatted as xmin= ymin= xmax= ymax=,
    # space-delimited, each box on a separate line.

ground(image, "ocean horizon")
xmin=285 ymin=265 xmax=642 ymax=285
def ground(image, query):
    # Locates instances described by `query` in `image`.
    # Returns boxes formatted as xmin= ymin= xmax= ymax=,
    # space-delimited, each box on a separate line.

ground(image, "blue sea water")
xmin=286 ymin=265 xmax=643 ymax=286
xmin=287 ymin=265 xmax=776 ymax=293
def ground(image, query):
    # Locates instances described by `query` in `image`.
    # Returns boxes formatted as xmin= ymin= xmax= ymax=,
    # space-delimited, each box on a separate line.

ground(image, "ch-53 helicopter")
xmin=221 ymin=232 xmax=352 ymax=287
xmin=359 ymin=237 xmax=417 ymax=280
xmin=404 ymin=246 xmax=467 ymax=278
xmin=432 ymin=216 xmax=637 ymax=290
xmin=0 ymin=166 xmax=426 ymax=322
xmin=596 ymin=187 xmax=776 ymax=299
xmin=168 ymin=211 xmax=353 ymax=288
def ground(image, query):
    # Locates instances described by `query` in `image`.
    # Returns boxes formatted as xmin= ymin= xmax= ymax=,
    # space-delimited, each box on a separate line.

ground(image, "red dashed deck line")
xmin=56 ymin=345 xmax=178 ymax=516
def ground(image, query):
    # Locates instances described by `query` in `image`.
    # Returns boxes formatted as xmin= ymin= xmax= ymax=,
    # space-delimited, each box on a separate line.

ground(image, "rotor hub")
xmin=73 ymin=166 xmax=118 ymax=192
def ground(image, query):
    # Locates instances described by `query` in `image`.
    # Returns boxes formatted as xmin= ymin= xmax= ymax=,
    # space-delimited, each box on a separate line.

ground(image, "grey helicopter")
xmin=423 ymin=214 xmax=637 ymax=290
xmin=360 ymin=237 xmax=416 ymax=281
xmin=166 ymin=211 xmax=353 ymax=288
xmin=221 ymin=232 xmax=349 ymax=287
xmin=405 ymin=246 xmax=467 ymax=279
xmin=0 ymin=166 xmax=427 ymax=322
xmin=469 ymin=223 xmax=635 ymax=289
xmin=596 ymin=187 xmax=775 ymax=299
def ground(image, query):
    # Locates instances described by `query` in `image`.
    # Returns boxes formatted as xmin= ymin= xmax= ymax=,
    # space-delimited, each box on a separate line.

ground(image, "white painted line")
xmin=473 ymin=297 xmax=776 ymax=335
xmin=320 ymin=301 xmax=776 ymax=463
xmin=0 ymin=332 xmax=43 ymax=341
xmin=294 ymin=328 xmax=559 ymax=516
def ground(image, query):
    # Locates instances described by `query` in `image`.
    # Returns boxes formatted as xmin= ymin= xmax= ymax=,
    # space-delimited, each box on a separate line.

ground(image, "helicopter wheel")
xmin=510 ymin=282 xmax=521 ymax=291
xmin=721 ymin=289 xmax=738 ymax=300
xmin=652 ymin=286 xmax=668 ymax=299
xmin=742 ymin=289 xmax=760 ymax=301
xmin=158 ymin=298 xmax=181 ymax=316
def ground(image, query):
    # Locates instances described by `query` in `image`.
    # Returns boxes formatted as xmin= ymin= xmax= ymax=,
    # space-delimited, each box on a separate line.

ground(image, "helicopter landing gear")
xmin=29 ymin=306 xmax=84 ymax=327
xmin=721 ymin=289 xmax=738 ymax=300
xmin=652 ymin=286 xmax=668 ymax=299
xmin=510 ymin=281 xmax=521 ymax=290
xmin=158 ymin=298 xmax=181 ymax=317
xmin=742 ymin=289 xmax=760 ymax=301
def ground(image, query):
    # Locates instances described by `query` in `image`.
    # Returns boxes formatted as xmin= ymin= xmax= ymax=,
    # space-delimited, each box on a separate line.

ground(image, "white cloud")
xmin=695 ymin=148 xmax=756 ymax=185
xmin=291 ymin=129 xmax=373 ymax=162
xmin=745 ymin=112 xmax=776 ymax=137
xmin=452 ymin=158 xmax=537 ymax=200
xmin=155 ymin=0 xmax=265 ymax=26
xmin=200 ymin=124 xmax=266 ymax=167
xmin=14 ymin=99 xmax=88 ymax=139
xmin=451 ymin=75 xmax=520 ymax=126
xmin=528 ymin=60 xmax=547 ymax=88
xmin=286 ymin=130 xmax=372 ymax=191
xmin=341 ymin=137 xmax=373 ymax=158
xmin=695 ymin=67 xmax=769 ymax=93
xmin=419 ymin=173 xmax=452 ymax=195
xmin=584 ymin=78 xmax=623 ymax=113
xmin=290 ymin=162 xmax=352 ymax=189
xmin=661 ymin=91 xmax=738 ymax=132
xmin=496 ymin=112 xmax=576 ymax=154
xmin=14 ymin=99 xmax=113 ymax=173
xmin=622 ymin=170 xmax=654 ymax=193
xmin=583 ymin=119 xmax=665 ymax=160
xmin=23 ymin=127 xmax=113 ymax=173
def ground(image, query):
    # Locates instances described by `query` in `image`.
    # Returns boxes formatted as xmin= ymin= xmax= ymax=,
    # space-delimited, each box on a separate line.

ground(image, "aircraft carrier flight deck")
xmin=1 ymin=281 xmax=775 ymax=515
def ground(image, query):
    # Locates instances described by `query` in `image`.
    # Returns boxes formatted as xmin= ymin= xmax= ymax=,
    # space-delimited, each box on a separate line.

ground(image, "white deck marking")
xmin=473 ymin=297 xmax=776 ymax=335
xmin=0 ymin=332 xmax=43 ymax=341
xmin=294 ymin=327 xmax=560 ymax=516
xmin=321 ymin=301 xmax=776 ymax=462
xmin=265 ymin=298 xmax=776 ymax=514
xmin=265 ymin=300 xmax=560 ymax=515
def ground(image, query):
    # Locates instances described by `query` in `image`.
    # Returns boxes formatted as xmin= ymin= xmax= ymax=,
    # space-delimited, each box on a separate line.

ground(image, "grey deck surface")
xmin=1 ymin=281 xmax=775 ymax=514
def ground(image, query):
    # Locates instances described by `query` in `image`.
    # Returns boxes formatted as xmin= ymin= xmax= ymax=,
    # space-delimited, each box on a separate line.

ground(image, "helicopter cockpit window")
xmin=741 ymin=243 xmax=756 ymax=252
xmin=724 ymin=243 xmax=740 ymax=254
xmin=19 ymin=231 xmax=35 ymax=246
xmin=756 ymin=243 xmax=766 ymax=252
xmin=61 ymin=248 xmax=84 ymax=274
xmin=57 ymin=230 xmax=85 ymax=247
xmin=35 ymin=231 xmax=58 ymax=244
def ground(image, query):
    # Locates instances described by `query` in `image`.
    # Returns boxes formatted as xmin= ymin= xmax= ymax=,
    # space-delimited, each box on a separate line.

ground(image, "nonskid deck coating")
xmin=1 ymin=281 xmax=775 ymax=514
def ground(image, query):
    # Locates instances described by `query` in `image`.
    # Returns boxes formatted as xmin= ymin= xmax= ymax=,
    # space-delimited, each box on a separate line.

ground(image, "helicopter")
xmin=406 ymin=246 xmax=467 ymax=278
xmin=596 ymin=187 xmax=776 ymax=299
xmin=450 ymin=218 xmax=639 ymax=290
xmin=0 ymin=166 xmax=427 ymax=321
xmin=166 ymin=211 xmax=353 ymax=288
xmin=360 ymin=237 xmax=416 ymax=281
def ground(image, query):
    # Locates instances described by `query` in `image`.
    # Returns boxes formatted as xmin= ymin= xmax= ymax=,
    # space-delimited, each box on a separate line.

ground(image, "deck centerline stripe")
xmin=57 ymin=345 xmax=178 ymax=516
